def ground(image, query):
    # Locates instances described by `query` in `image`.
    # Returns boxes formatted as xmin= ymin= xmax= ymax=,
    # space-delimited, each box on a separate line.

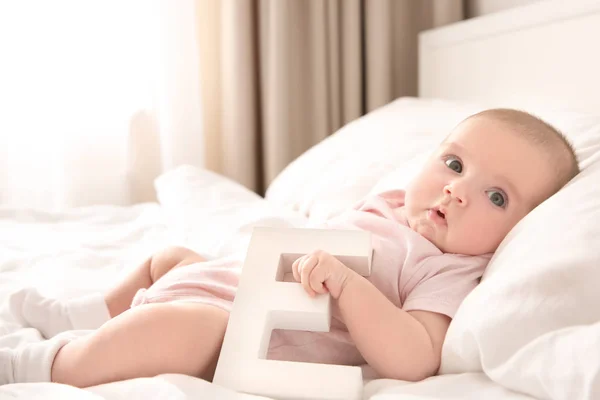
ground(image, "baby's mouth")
xmin=427 ymin=207 xmax=447 ymax=226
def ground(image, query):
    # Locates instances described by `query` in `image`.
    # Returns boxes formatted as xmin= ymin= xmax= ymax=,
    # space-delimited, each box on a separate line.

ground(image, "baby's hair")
xmin=468 ymin=108 xmax=580 ymax=195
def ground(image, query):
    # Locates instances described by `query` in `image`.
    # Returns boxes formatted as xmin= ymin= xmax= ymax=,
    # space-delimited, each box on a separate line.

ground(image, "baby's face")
xmin=404 ymin=116 xmax=557 ymax=255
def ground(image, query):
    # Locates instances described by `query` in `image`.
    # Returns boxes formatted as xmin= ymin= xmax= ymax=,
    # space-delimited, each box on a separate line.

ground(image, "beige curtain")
xmin=196 ymin=0 xmax=463 ymax=194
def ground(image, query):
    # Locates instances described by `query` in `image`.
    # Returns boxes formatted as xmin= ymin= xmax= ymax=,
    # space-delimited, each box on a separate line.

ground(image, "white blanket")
xmin=0 ymin=167 xmax=536 ymax=400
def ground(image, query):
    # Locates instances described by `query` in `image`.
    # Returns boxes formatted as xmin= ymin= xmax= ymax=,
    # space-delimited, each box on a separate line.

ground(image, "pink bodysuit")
xmin=131 ymin=190 xmax=490 ymax=366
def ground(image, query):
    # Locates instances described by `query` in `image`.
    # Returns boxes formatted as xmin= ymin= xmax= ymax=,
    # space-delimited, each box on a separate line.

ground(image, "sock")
xmin=8 ymin=287 xmax=111 ymax=339
xmin=0 ymin=331 xmax=84 ymax=384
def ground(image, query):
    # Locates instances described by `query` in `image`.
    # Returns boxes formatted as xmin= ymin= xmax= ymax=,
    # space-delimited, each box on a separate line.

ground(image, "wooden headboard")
xmin=419 ymin=0 xmax=600 ymax=114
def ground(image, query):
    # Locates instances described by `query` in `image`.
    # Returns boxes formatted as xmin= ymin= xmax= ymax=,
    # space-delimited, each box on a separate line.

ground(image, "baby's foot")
xmin=0 ymin=331 xmax=81 ymax=384
xmin=8 ymin=288 xmax=111 ymax=339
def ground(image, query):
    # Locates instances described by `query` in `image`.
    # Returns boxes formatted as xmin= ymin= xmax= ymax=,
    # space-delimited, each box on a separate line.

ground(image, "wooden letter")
xmin=213 ymin=227 xmax=372 ymax=400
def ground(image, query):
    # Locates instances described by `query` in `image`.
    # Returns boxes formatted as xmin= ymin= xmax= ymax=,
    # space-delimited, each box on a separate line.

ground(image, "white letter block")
xmin=213 ymin=227 xmax=372 ymax=400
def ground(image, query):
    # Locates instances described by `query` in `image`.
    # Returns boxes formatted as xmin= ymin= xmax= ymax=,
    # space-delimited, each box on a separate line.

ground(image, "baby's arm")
xmin=338 ymin=274 xmax=450 ymax=381
xmin=292 ymin=251 xmax=450 ymax=381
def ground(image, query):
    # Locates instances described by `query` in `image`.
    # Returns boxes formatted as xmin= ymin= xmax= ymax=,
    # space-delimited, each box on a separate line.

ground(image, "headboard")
xmin=419 ymin=0 xmax=600 ymax=114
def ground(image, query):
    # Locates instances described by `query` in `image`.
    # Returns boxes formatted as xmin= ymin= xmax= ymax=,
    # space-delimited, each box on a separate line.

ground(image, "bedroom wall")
xmin=466 ymin=0 xmax=546 ymax=17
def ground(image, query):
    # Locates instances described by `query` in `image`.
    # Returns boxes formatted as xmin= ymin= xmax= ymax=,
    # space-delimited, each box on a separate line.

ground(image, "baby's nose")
xmin=444 ymin=184 xmax=467 ymax=205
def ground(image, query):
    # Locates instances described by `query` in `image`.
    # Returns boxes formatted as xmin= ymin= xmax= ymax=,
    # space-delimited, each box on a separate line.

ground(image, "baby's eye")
xmin=444 ymin=156 xmax=463 ymax=173
xmin=486 ymin=189 xmax=507 ymax=208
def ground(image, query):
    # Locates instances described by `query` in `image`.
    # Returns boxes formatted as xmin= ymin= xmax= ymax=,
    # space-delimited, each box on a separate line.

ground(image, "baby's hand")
xmin=292 ymin=250 xmax=354 ymax=299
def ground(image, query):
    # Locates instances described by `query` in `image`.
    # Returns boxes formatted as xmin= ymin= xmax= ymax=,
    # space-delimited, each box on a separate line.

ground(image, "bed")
xmin=2 ymin=0 xmax=600 ymax=399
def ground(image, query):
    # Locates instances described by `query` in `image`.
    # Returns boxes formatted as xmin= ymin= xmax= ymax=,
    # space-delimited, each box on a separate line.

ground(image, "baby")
xmin=1 ymin=109 xmax=580 ymax=388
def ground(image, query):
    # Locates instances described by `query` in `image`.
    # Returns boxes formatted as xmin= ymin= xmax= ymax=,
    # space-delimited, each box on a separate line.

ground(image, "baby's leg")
xmin=7 ymin=246 xmax=207 ymax=338
xmin=51 ymin=302 xmax=228 ymax=388
xmin=105 ymin=246 xmax=207 ymax=318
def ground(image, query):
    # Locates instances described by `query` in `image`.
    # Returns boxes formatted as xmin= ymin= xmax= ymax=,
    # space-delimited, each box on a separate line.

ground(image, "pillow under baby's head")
xmin=403 ymin=108 xmax=580 ymax=256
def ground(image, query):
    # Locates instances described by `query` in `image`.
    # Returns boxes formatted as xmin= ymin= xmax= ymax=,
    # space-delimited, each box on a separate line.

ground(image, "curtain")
xmin=0 ymin=0 xmax=204 ymax=210
xmin=197 ymin=0 xmax=464 ymax=194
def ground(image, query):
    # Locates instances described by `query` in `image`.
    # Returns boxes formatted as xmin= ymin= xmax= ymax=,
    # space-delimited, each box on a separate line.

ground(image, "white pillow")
xmin=154 ymin=165 xmax=307 ymax=258
xmin=265 ymin=97 xmax=483 ymax=222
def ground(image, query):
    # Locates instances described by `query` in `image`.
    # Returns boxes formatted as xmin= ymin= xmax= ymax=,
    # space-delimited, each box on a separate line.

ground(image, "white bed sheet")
xmin=0 ymin=168 xmax=533 ymax=400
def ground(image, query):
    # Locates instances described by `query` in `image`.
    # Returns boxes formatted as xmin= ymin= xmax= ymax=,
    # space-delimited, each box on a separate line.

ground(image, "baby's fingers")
xmin=292 ymin=256 xmax=304 ymax=282
xmin=299 ymin=255 xmax=318 ymax=296
xmin=309 ymin=268 xmax=328 ymax=295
